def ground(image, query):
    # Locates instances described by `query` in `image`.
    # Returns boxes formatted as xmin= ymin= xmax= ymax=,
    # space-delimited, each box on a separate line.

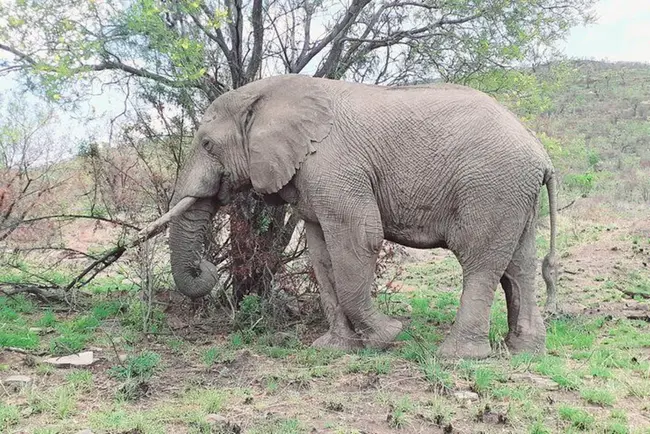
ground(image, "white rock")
xmin=2 ymin=375 xmax=33 ymax=391
xmin=453 ymin=390 xmax=479 ymax=402
xmin=205 ymin=414 xmax=228 ymax=424
xmin=512 ymin=373 xmax=559 ymax=391
xmin=43 ymin=351 xmax=95 ymax=367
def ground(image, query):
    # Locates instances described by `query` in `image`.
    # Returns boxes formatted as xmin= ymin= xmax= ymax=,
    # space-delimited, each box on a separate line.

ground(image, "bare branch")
xmin=294 ymin=0 xmax=373 ymax=72
xmin=245 ymin=0 xmax=264 ymax=80
xmin=16 ymin=214 xmax=140 ymax=232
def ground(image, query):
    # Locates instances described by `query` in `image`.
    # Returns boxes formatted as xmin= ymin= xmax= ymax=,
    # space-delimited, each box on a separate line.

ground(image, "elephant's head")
xmin=163 ymin=75 xmax=333 ymax=299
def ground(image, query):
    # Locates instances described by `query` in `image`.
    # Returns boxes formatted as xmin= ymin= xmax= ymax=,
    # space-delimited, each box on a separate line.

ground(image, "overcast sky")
xmin=562 ymin=0 xmax=650 ymax=63
xmin=1 ymin=0 xmax=648 ymax=152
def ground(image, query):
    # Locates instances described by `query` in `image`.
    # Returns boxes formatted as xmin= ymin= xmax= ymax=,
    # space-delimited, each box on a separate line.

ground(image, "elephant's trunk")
xmin=168 ymin=197 xmax=220 ymax=299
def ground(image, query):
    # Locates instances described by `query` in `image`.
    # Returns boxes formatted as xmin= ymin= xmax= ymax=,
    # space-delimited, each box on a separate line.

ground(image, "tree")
xmin=0 ymin=0 xmax=596 ymax=303
xmin=0 ymin=95 xmax=64 ymax=244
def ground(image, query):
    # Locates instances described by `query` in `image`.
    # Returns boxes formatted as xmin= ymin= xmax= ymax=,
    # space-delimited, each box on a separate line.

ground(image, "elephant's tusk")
xmin=137 ymin=196 xmax=198 ymax=239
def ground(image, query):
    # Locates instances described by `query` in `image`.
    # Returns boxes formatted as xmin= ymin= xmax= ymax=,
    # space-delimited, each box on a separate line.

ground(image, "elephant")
xmin=140 ymin=74 xmax=559 ymax=360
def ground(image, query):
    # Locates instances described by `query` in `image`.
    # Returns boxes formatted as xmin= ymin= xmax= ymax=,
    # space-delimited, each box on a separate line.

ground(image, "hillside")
xmin=528 ymin=60 xmax=650 ymax=204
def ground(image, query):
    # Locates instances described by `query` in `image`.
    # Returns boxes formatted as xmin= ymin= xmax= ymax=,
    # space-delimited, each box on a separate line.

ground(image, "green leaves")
xmin=466 ymin=62 xmax=578 ymax=120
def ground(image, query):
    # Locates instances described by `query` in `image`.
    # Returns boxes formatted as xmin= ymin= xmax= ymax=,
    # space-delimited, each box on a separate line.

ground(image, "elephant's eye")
xmin=201 ymin=139 xmax=212 ymax=152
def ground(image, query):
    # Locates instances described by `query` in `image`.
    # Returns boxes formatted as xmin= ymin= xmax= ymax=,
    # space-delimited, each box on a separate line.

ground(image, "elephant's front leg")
xmin=305 ymin=222 xmax=363 ymax=351
xmin=321 ymin=205 xmax=403 ymax=350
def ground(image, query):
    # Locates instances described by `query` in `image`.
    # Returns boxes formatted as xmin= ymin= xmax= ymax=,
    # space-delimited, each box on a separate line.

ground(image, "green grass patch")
xmin=345 ymin=353 xmax=393 ymax=375
xmin=0 ymin=403 xmax=20 ymax=431
xmin=580 ymin=387 xmax=616 ymax=406
xmin=291 ymin=347 xmax=346 ymax=366
xmin=66 ymin=369 xmax=93 ymax=391
xmin=534 ymin=356 xmax=582 ymax=390
xmin=201 ymin=345 xmax=236 ymax=366
xmin=621 ymin=270 xmax=650 ymax=298
xmin=109 ymin=351 xmax=161 ymax=381
xmin=558 ymin=405 xmax=595 ymax=430
xmin=183 ymin=388 xmax=228 ymax=414
xmin=0 ymin=324 xmax=40 ymax=349
xmin=249 ymin=417 xmax=304 ymax=434
xmin=546 ymin=317 xmax=603 ymax=352
xmin=458 ymin=361 xmax=506 ymax=396
xmin=36 ymin=309 xmax=58 ymax=327
xmin=28 ymin=384 xmax=79 ymax=420
xmin=491 ymin=383 xmax=536 ymax=401
xmin=421 ymin=357 xmax=454 ymax=392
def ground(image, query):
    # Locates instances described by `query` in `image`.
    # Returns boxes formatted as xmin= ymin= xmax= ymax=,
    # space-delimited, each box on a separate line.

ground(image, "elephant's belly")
xmin=383 ymin=226 xmax=448 ymax=250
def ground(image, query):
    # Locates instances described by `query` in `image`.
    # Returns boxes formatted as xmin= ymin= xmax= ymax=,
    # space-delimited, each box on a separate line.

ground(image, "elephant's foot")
xmin=361 ymin=315 xmax=403 ymax=350
xmin=505 ymin=331 xmax=546 ymax=356
xmin=311 ymin=328 xmax=363 ymax=352
xmin=437 ymin=335 xmax=491 ymax=360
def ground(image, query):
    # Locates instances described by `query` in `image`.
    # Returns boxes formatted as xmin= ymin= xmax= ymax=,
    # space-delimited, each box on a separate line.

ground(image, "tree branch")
xmin=245 ymin=0 xmax=264 ymax=80
xmin=16 ymin=214 xmax=141 ymax=231
xmin=294 ymin=0 xmax=373 ymax=72
xmin=0 ymin=43 xmax=38 ymax=65
xmin=0 ymin=43 xmax=203 ymax=90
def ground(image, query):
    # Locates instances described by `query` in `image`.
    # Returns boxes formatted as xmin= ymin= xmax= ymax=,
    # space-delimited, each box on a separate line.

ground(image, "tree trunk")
xmin=228 ymin=192 xmax=289 ymax=306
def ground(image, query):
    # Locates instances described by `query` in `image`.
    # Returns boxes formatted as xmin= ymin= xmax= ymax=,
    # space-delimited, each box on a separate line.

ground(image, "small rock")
xmin=205 ymin=414 xmax=228 ymax=424
xmin=2 ymin=375 xmax=33 ymax=392
xmin=205 ymin=414 xmax=242 ymax=434
xmin=28 ymin=327 xmax=43 ymax=333
xmin=512 ymin=373 xmax=558 ymax=391
xmin=118 ymin=353 xmax=128 ymax=362
xmin=75 ymin=430 xmax=94 ymax=434
xmin=21 ymin=407 xmax=34 ymax=418
xmin=43 ymin=351 xmax=95 ymax=367
xmin=453 ymin=390 xmax=479 ymax=402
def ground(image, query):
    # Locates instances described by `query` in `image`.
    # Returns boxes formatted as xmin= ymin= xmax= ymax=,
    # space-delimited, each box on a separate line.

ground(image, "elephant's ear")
xmin=245 ymin=78 xmax=333 ymax=195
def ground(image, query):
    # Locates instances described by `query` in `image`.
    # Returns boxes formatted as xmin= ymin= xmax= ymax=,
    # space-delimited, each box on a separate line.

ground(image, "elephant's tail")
xmin=542 ymin=170 xmax=558 ymax=313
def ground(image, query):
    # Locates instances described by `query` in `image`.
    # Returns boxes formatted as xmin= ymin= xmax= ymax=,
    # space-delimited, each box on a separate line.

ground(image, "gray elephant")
xmin=141 ymin=74 xmax=558 ymax=359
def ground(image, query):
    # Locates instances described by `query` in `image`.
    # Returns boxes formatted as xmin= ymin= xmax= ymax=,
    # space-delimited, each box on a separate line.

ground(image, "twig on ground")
xmin=558 ymin=199 xmax=576 ymax=212
xmin=3 ymin=347 xmax=48 ymax=356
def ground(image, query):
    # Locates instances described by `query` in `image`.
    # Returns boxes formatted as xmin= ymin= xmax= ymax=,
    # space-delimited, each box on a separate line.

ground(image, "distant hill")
xmin=525 ymin=60 xmax=650 ymax=204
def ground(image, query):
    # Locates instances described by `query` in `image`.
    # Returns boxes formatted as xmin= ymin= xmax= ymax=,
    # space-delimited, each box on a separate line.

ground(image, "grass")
xmin=580 ymin=387 xmax=616 ymax=406
xmin=109 ymin=351 xmax=161 ymax=381
xmin=0 ymin=403 xmax=20 ymax=431
xmin=184 ymin=389 xmax=228 ymax=414
xmin=3 ymin=262 xmax=649 ymax=433
xmin=344 ymin=353 xmax=393 ymax=375
xmin=248 ymin=418 xmax=304 ymax=434
xmin=558 ymin=405 xmax=596 ymax=430
xmin=3 ymin=212 xmax=650 ymax=433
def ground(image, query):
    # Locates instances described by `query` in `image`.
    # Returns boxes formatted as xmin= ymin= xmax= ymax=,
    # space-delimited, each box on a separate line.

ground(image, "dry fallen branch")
xmin=2 ymin=346 xmax=48 ymax=356
xmin=0 ymin=226 xmax=162 ymax=305
xmin=0 ymin=283 xmax=71 ymax=303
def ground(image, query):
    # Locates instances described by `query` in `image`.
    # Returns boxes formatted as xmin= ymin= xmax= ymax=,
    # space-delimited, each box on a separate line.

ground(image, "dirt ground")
xmin=1 ymin=199 xmax=650 ymax=434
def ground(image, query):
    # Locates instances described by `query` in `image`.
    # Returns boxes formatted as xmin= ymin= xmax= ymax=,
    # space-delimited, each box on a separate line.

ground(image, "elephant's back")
xmin=328 ymin=79 xmax=550 ymax=172
xmin=327 ymin=78 xmax=552 ymax=228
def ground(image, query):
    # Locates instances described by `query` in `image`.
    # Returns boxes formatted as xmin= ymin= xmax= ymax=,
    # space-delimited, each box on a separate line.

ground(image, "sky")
xmin=561 ymin=0 xmax=650 ymax=63
xmin=1 ymin=0 xmax=649 ymax=151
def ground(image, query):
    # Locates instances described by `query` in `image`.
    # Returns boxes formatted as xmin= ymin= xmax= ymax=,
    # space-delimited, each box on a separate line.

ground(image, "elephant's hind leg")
xmin=500 ymin=217 xmax=547 ymax=355
xmin=438 ymin=210 xmax=525 ymax=359
xmin=305 ymin=222 xmax=363 ymax=351
xmin=437 ymin=268 xmax=502 ymax=359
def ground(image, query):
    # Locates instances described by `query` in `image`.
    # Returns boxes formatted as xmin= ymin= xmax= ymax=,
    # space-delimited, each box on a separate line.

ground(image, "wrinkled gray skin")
xmin=149 ymin=74 xmax=559 ymax=359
